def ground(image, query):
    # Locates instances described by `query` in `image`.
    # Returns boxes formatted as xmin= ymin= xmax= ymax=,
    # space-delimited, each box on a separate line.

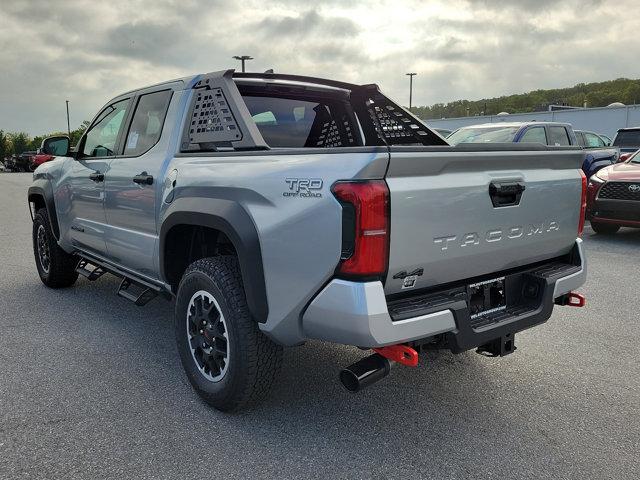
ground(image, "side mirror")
xmin=41 ymin=136 xmax=70 ymax=156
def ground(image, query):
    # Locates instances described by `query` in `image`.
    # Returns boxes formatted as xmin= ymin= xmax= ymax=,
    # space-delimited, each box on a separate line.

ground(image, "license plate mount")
xmin=467 ymin=277 xmax=507 ymax=319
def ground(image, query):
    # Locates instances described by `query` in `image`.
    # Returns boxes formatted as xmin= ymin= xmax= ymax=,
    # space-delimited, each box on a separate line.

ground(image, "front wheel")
xmin=32 ymin=208 xmax=79 ymax=288
xmin=175 ymin=256 xmax=282 ymax=412
xmin=590 ymin=221 xmax=620 ymax=235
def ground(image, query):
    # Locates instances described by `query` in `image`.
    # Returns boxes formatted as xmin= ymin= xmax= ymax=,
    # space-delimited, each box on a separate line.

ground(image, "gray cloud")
xmin=0 ymin=0 xmax=638 ymax=135
xmin=254 ymin=10 xmax=361 ymax=38
xmin=101 ymin=21 xmax=194 ymax=65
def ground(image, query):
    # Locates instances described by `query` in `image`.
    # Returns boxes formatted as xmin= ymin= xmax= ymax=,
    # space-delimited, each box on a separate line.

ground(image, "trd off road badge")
xmin=283 ymin=178 xmax=323 ymax=198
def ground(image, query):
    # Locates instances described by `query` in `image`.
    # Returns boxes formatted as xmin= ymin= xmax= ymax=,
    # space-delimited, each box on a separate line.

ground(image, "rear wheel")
xmin=175 ymin=256 xmax=282 ymax=412
xmin=32 ymin=208 xmax=79 ymax=288
xmin=590 ymin=221 xmax=620 ymax=235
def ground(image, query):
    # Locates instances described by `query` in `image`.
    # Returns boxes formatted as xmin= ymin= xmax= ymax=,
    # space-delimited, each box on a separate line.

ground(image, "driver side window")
xmin=82 ymin=99 xmax=129 ymax=158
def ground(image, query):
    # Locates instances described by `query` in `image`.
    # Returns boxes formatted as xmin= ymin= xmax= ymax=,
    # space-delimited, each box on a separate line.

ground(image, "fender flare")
xmin=27 ymin=179 xmax=60 ymax=240
xmin=159 ymin=197 xmax=268 ymax=323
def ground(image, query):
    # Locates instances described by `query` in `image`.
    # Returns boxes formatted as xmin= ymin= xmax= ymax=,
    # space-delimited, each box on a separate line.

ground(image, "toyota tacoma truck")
xmin=28 ymin=70 xmax=587 ymax=411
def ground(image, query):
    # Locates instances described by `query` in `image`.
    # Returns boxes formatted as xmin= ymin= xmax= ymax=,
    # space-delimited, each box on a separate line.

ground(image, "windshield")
xmin=447 ymin=126 xmax=519 ymax=145
xmin=630 ymin=151 xmax=640 ymax=163
xmin=613 ymin=130 xmax=640 ymax=147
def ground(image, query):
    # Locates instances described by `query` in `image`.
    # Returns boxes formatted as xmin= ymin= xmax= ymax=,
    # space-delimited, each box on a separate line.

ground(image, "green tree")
xmin=0 ymin=130 xmax=9 ymax=160
xmin=70 ymin=120 xmax=90 ymax=147
xmin=9 ymin=132 xmax=31 ymax=155
xmin=417 ymin=77 xmax=640 ymax=119
xmin=622 ymin=84 xmax=640 ymax=105
xmin=30 ymin=135 xmax=44 ymax=152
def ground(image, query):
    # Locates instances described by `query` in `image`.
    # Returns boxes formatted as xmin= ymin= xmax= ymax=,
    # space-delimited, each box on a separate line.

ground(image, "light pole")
xmin=233 ymin=55 xmax=253 ymax=73
xmin=406 ymin=72 xmax=417 ymax=111
xmin=65 ymin=100 xmax=71 ymax=138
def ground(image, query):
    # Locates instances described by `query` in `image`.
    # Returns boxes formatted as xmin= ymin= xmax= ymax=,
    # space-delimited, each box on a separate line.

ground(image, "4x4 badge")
xmin=393 ymin=268 xmax=424 ymax=289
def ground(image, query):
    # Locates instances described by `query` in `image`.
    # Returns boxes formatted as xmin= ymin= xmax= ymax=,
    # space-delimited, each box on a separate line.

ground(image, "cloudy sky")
xmin=1 ymin=0 xmax=638 ymax=135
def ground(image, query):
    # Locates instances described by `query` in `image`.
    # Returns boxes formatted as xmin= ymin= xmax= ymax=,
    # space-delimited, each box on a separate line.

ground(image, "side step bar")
xmin=75 ymin=256 xmax=165 ymax=307
xmin=117 ymin=277 xmax=158 ymax=306
xmin=76 ymin=259 xmax=107 ymax=281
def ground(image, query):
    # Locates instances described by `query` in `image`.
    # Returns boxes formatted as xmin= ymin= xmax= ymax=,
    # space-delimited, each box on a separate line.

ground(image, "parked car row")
xmin=2 ymin=150 xmax=57 ymax=172
xmin=446 ymin=122 xmax=619 ymax=178
xmin=3 ymin=151 xmax=37 ymax=172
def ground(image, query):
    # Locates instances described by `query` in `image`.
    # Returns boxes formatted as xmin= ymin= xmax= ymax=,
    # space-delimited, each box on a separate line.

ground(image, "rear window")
xmin=548 ymin=126 xmax=570 ymax=146
xmin=614 ymin=130 xmax=640 ymax=147
xmin=241 ymin=95 xmax=359 ymax=148
xmin=519 ymin=126 xmax=547 ymax=144
xmin=447 ymin=126 xmax=518 ymax=145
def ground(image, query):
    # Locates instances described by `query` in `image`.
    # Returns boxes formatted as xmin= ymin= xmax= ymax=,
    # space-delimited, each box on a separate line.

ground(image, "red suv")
xmin=587 ymin=150 xmax=640 ymax=234
xmin=30 ymin=151 xmax=55 ymax=171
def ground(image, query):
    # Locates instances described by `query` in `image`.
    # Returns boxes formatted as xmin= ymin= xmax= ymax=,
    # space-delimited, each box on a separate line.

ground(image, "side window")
xmin=124 ymin=90 xmax=173 ymax=156
xmin=548 ymin=126 xmax=570 ymax=146
xmin=520 ymin=126 xmax=547 ymax=144
xmin=82 ymin=99 xmax=129 ymax=157
xmin=584 ymin=132 xmax=605 ymax=148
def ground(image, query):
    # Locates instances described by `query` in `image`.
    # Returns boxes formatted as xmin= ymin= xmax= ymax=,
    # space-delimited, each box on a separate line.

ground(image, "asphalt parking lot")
xmin=0 ymin=172 xmax=638 ymax=479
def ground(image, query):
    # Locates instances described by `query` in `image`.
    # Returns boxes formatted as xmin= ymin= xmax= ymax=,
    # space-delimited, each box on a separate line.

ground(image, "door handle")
xmin=489 ymin=182 xmax=525 ymax=207
xmin=89 ymin=172 xmax=104 ymax=182
xmin=133 ymin=172 xmax=154 ymax=185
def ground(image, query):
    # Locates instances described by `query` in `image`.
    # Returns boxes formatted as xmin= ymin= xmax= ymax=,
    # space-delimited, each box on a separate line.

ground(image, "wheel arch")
xmin=28 ymin=180 xmax=60 ymax=240
xmin=160 ymin=198 xmax=268 ymax=323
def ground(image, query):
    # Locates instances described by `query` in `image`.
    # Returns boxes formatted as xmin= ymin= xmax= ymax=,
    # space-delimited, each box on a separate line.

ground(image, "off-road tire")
xmin=32 ymin=208 xmax=79 ymax=288
xmin=175 ymin=256 xmax=282 ymax=412
xmin=590 ymin=220 xmax=620 ymax=235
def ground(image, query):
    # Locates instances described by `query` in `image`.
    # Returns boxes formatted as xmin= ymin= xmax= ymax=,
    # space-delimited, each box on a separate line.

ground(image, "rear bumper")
xmin=302 ymin=239 xmax=586 ymax=349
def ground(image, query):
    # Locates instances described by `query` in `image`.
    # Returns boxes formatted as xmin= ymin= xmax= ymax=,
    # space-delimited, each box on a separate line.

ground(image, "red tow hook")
xmin=567 ymin=292 xmax=586 ymax=307
xmin=373 ymin=344 xmax=419 ymax=367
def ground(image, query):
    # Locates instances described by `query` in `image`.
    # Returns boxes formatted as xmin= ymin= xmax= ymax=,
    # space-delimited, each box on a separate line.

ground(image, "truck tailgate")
xmin=384 ymin=145 xmax=585 ymax=295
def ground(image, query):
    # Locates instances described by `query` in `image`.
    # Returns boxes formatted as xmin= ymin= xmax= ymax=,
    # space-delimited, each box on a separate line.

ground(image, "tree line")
xmin=414 ymin=77 xmax=640 ymax=120
xmin=0 ymin=121 xmax=89 ymax=159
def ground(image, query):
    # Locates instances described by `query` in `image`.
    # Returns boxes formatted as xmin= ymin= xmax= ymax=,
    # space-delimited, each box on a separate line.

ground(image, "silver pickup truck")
xmin=29 ymin=70 xmax=587 ymax=411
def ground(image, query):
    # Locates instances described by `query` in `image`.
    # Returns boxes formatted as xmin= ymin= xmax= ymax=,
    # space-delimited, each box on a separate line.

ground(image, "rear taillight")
xmin=578 ymin=170 xmax=587 ymax=236
xmin=332 ymin=180 xmax=389 ymax=278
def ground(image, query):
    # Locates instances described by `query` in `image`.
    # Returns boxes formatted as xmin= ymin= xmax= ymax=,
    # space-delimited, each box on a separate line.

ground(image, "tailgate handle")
xmin=489 ymin=182 xmax=525 ymax=207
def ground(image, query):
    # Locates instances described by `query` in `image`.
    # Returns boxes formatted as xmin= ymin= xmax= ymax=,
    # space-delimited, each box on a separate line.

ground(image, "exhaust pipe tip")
xmin=339 ymin=353 xmax=391 ymax=392
xmin=339 ymin=369 xmax=362 ymax=393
